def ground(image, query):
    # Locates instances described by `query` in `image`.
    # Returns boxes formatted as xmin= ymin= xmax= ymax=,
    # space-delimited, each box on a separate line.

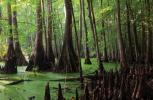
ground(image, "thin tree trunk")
xmin=47 ymin=0 xmax=55 ymax=67
xmin=126 ymin=0 xmax=134 ymax=63
xmin=41 ymin=0 xmax=48 ymax=54
xmin=72 ymin=5 xmax=78 ymax=51
xmin=79 ymin=0 xmax=84 ymax=88
xmin=116 ymin=0 xmax=127 ymax=68
xmin=141 ymin=22 xmax=146 ymax=62
xmin=129 ymin=0 xmax=140 ymax=63
xmin=71 ymin=0 xmax=81 ymax=69
xmin=101 ymin=0 xmax=108 ymax=62
xmin=131 ymin=14 xmax=140 ymax=62
xmin=55 ymin=9 xmax=63 ymax=57
xmin=140 ymin=0 xmax=146 ymax=63
xmin=54 ymin=34 xmax=58 ymax=59
xmin=0 ymin=0 xmax=2 ymax=34
xmin=145 ymin=0 xmax=152 ymax=64
xmin=83 ymin=0 xmax=91 ymax=64
xmin=102 ymin=21 xmax=108 ymax=62
xmin=87 ymin=0 xmax=104 ymax=71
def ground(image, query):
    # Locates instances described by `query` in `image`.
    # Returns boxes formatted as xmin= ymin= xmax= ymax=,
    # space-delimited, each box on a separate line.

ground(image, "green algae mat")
xmin=0 ymin=59 xmax=120 ymax=100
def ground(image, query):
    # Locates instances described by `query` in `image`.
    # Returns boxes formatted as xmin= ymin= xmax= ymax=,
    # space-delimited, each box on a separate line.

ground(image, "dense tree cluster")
xmin=0 ymin=0 xmax=152 ymax=73
xmin=0 ymin=0 xmax=153 ymax=99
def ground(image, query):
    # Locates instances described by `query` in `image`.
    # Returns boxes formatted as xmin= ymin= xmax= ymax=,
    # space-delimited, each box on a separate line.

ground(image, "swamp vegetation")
xmin=0 ymin=0 xmax=153 ymax=100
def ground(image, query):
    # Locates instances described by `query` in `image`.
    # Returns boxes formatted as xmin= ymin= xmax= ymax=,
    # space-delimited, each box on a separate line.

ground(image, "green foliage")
xmin=0 ymin=0 xmax=119 ymax=56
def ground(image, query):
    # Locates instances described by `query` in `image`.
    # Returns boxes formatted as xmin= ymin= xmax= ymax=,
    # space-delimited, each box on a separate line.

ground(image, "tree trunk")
xmin=87 ymin=0 xmax=104 ymax=71
xmin=13 ymin=0 xmax=28 ymax=66
xmin=145 ymin=0 xmax=152 ymax=64
xmin=41 ymin=0 xmax=48 ymax=54
xmin=26 ymin=0 xmax=49 ymax=71
xmin=58 ymin=0 xmax=79 ymax=72
xmin=116 ymin=0 xmax=127 ymax=68
xmin=83 ymin=0 xmax=92 ymax=64
xmin=71 ymin=2 xmax=79 ymax=56
xmin=79 ymin=0 xmax=84 ymax=88
xmin=1 ymin=1 xmax=17 ymax=74
xmin=54 ymin=34 xmax=59 ymax=59
xmin=126 ymin=0 xmax=135 ymax=64
xmin=101 ymin=0 xmax=108 ymax=62
xmin=141 ymin=22 xmax=146 ymax=63
xmin=140 ymin=0 xmax=146 ymax=64
xmin=131 ymin=11 xmax=140 ymax=63
xmin=0 ymin=0 xmax=2 ymax=34
xmin=71 ymin=0 xmax=81 ymax=69
xmin=47 ymin=0 xmax=55 ymax=67
xmin=102 ymin=21 xmax=108 ymax=62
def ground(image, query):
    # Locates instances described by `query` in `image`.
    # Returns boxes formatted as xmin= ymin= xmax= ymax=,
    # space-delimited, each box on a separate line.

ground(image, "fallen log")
xmin=6 ymin=79 xmax=32 ymax=85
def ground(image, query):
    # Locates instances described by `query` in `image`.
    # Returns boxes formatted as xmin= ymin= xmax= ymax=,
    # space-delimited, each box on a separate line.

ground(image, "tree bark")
xmin=41 ymin=0 xmax=47 ymax=54
xmin=0 ymin=0 xmax=2 ymax=34
xmin=131 ymin=11 xmax=140 ymax=63
xmin=58 ymin=0 xmax=79 ymax=72
xmin=145 ymin=0 xmax=152 ymax=64
xmin=83 ymin=0 xmax=92 ymax=64
xmin=26 ymin=0 xmax=49 ymax=71
xmin=140 ymin=0 xmax=146 ymax=64
xmin=87 ymin=0 xmax=104 ymax=71
xmin=47 ymin=0 xmax=55 ymax=67
xmin=101 ymin=0 xmax=108 ymax=62
xmin=1 ymin=1 xmax=17 ymax=74
xmin=79 ymin=0 xmax=84 ymax=88
xmin=13 ymin=0 xmax=28 ymax=66
xmin=102 ymin=21 xmax=108 ymax=62
xmin=116 ymin=0 xmax=127 ymax=68
xmin=126 ymin=0 xmax=135 ymax=63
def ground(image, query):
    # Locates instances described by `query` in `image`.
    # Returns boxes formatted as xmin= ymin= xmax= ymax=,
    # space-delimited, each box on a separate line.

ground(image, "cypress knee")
xmin=44 ymin=82 xmax=51 ymax=100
